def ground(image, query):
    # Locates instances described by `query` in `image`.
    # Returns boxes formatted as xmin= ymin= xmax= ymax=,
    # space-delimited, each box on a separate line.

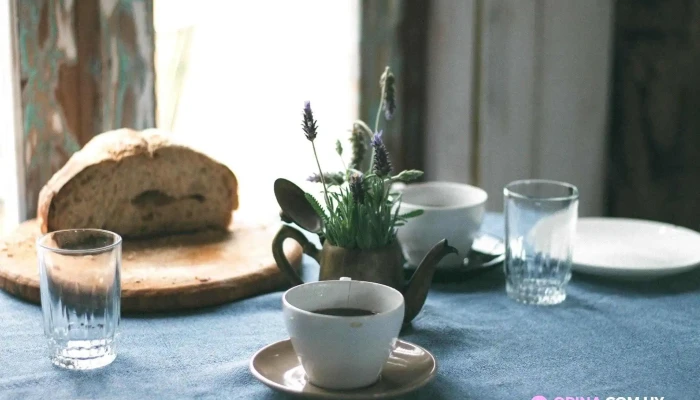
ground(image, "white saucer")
xmin=249 ymin=338 xmax=437 ymax=399
xmin=573 ymin=217 xmax=700 ymax=279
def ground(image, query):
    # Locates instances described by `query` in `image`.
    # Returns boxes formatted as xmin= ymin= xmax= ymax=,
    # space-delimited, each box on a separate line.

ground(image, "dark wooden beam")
xmin=608 ymin=0 xmax=700 ymax=229
xmin=397 ymin=0 xmax=429 ymax=173
xmin=360 ymin=0 xmax=430 ymax=174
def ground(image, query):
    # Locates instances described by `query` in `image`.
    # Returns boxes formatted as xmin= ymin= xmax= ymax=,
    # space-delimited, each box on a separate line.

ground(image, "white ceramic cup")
xmin=282 ymin=278 xmax=405 ymax=390
xmin=397 ymin=181 xmax=488 ymax=268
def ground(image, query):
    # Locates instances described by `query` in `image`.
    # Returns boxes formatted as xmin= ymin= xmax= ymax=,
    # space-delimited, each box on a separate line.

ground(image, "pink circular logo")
xmin=532 ymin=396 xmax=547 ymax=400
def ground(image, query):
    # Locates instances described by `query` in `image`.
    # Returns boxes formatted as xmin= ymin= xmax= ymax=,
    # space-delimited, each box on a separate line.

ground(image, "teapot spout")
xmin=403 ymin=239 xmax=458 ymax=323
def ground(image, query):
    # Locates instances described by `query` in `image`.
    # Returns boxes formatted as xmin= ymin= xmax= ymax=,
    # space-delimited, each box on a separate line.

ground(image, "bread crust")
xmin=37 ymin=128 xmax=239 ymax=234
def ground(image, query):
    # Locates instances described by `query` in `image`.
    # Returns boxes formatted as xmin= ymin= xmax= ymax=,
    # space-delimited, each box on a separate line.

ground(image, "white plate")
xmin=573 ymin=218 xmax=700 ymax=279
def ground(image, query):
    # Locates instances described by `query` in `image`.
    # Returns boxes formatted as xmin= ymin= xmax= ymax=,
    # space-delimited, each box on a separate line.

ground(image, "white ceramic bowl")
xmin=397 ymin=181 xmax=488 ymax=268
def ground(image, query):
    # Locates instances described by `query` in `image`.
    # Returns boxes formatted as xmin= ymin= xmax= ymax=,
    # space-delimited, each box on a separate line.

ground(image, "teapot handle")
xmin=272 ymin=225 xmax=321 ymax=286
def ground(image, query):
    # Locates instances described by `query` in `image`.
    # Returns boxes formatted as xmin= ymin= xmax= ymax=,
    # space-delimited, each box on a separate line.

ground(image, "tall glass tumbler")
xmin=504 ymin=180 xmax=578 ymax=305
xmin=37 ymin=229 xmax=121 ymax=369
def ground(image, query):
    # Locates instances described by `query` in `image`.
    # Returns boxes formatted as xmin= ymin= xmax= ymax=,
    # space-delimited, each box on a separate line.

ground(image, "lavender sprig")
xmin=307 ymin=172 xmax=345 ymax=186
xmin=391 ymin=169 xmax=423 ymax=183
xmin=293 ymin=68 xmax=422 ymax=250
xmin=371 ymin=131 xmax=392 ymax=177
xmin=370 ymin=67 xmax=395 ymax=173
xmin=374 ymin=66 xmax=395 ymax=132
xmin=349 ymin=173 xmax=365 ymax=204
xmin=335 ymin=140 xmax=343 ymax=156
xmin=349 ymin=124 xmax=366 ymax=170
xmin=381 ymin=68 xmax=396 ymax=121
xmin=302 ymin=101 xmax=318 ymax=141
xmin=302 ymin=101 xmax=330 ymax=207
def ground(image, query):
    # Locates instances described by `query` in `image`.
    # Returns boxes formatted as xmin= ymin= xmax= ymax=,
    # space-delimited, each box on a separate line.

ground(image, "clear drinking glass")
xmin=37 ymin=229 xmax=122 ymax=369
xmin=504 ymin=180 xmax=578 ymax=305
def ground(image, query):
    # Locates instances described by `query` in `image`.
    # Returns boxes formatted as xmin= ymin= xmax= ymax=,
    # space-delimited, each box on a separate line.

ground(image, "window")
xmin=154 ymin=0 xmax=360 ymax=223
xmin=0 ymin=1 xmax=19 ymax=235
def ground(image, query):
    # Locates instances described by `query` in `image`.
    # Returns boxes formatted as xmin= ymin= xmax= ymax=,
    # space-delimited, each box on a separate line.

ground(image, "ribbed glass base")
xmin=49 ymin=339 xmax=116 ymax=370
xmin=507 ymin=279 xmax=566 ymax=305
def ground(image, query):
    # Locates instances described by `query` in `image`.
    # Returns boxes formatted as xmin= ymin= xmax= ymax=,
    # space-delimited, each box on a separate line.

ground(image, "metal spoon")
xmin=273 ymin=178 xmax=324 ymax=234
xmin=403 ymin=233 xmax=506 ymax=282
xmin=466 ymin=232 xmax=506 ymax=269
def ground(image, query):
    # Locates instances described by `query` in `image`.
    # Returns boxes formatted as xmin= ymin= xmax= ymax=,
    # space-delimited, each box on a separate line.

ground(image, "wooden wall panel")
xmin=16 ymin=0 xmax=155 ymax=220
xmin=609 ymin=0 xmax=700 ymax=230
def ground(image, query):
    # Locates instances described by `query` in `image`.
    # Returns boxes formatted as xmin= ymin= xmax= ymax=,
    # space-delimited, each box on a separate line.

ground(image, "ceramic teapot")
xmin=272 ymin=224 xmax=457 ymax=324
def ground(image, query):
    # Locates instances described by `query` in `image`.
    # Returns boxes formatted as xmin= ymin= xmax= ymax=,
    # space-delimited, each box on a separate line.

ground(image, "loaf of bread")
xmin=37 ymin=128 xmax=239 ymax=238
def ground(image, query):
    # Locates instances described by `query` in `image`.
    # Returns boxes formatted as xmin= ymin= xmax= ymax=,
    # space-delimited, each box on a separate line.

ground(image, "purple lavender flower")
xmin=301 ymin=101 xmax=318 ymax=141
xmin=371 ymin=131 xmax=392 ymax=177
xmin=349 ymin=173 xmax=365 ymax=204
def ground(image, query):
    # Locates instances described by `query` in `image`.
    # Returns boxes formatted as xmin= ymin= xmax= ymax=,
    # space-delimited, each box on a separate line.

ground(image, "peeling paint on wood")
xmin=97 ymin=0 xmax=155 ymax=133
xmin=16 ymin=0 xmax=155 ymax=220
xmin=17 ymin=0 xmax=81 ymax=220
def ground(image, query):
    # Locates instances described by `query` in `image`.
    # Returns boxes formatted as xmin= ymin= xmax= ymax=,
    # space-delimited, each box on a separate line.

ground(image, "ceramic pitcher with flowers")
xmin=272 ymin=67 xmax=456 ymax=324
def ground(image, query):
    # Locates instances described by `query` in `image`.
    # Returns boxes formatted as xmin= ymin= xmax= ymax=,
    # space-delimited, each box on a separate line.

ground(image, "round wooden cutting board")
xmin=0 ymin=219 xmax=302 ymax=312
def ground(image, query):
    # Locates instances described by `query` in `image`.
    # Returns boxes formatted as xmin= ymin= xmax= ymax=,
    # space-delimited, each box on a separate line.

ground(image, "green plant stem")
xmin=374 ymin=97 xmax=385 ymax=134
xmin=354 ymin=120 xmax=374 ymax=138
xmin=339 ymin=153 xmax=349 ymax=179
xmin=369 ymin=96 xmax=385 ymax=174
xmin=311 ymin=141 xmax=331 ymax=208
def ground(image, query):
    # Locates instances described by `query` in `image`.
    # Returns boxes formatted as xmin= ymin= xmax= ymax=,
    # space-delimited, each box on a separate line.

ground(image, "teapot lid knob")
xmin=339 ymin=277 xmax=352 ymax=281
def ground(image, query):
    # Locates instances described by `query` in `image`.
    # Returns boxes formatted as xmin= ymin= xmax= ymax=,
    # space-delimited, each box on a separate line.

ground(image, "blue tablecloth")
xmin=1 ymin=213 xmax=698 ymax=400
